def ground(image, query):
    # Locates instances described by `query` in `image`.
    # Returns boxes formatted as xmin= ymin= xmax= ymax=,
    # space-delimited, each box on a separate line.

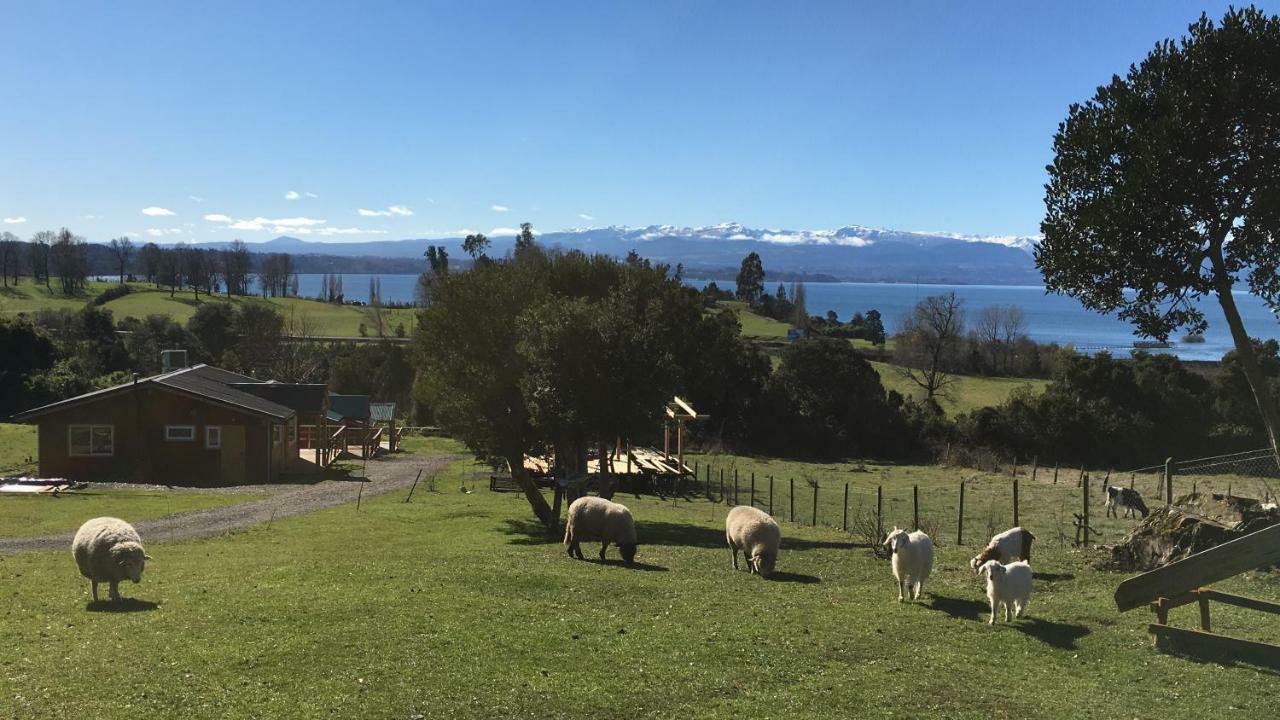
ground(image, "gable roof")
xmin=230 ymin=383 xmax=328 ymax=415
xmin=329 ymin=394 xmax=371 ymax=422
xmin=11 ymin=364 xmax=296 ymax=422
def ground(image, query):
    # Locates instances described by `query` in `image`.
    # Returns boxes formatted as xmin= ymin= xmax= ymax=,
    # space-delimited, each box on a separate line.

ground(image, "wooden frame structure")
xmin=1115 ymin=522 xmax=1280 ymax=668
xmin=663 ymin=395 xmax=708 ymax=475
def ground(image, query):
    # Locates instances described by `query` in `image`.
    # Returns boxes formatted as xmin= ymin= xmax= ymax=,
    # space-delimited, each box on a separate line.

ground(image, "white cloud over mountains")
xmin=359 ymin=205 xmax=413 ymax=217
xmin=3 ymin=216 xmax=26 ymax=224
xmin=142 ymin=206 xmax=175 ymax=216
xmin=204 ymin=212 xmax=385 ymax=237
xmin=491 ymin=204 xmax=509 ymax=212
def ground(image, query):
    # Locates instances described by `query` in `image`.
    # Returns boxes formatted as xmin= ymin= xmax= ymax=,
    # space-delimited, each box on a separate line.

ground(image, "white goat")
xmin=883 ymin=527 xmax=933 ymax=602
xmin=977 ymin=560 xmax=1032 ymax=625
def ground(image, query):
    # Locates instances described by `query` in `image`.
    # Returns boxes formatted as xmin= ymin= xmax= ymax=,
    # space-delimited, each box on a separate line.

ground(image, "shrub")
xmin=91 ymin=283 xmax=132 ymax=306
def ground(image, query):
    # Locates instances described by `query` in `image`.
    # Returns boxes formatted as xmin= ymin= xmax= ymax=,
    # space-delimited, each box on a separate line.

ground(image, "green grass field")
xmin=0 ymin=278 xmax=417 ymax=337
xmin=0 ymin=489 xmax=264 ymax=538
xmin=0 ymin=423 xmax=37 ymax=476
xmin=2 ymin=439 xmax=1277 ymax=718
xmin=870 ymin=360 xmax=1048 ymax=415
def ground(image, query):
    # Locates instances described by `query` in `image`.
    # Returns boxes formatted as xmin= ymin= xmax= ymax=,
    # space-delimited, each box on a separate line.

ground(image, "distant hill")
xmin=133 ymin=222 xmax=1042 ymax=284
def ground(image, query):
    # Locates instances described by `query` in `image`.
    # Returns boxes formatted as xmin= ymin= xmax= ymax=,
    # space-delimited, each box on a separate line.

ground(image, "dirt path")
xmin=0 ymin=453 xmax=457 ymax=555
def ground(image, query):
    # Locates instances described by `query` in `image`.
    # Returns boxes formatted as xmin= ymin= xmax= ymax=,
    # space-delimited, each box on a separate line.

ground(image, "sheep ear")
xmin=144 ymin=554 xmax=153 ymax=560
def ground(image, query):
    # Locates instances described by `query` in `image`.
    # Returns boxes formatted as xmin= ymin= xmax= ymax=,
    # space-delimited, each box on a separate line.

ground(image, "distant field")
xmin=0 ymin=278 xmax=417 ymax=337
xmin=871 ymin=360 xmax=1048 ymax=415
xmin=716 ymin=300 xmax=794 ymax=338
xmin=0 ymin=423 xmax=37 ymax=476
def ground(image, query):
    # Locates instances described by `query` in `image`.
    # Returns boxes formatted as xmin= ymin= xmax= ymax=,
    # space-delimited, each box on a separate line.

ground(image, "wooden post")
xmin=1078 ymin=465 xmax=1087 ymax=488
xmin=1199 ymin=595 xmax=1212 ymax=632
xmin=734 ymin=468 xmax=739 ymax=506
xmin=750 ymin=472 xmax=756 ymax=508
xmin=1013 ymin=477 xmax=1020 ymax=527
xmin=719 ymin=468 xmax=724 ymax=500
xmin=876 ymin=485 xmax=883 ymax=540
xmin=812 ymin=482 xmax=819 ymax=526
xmin=663 ymin=422 xmax=669 ymax=459
xmin=677 ymin=421 xmax=684 ymax=475
xmin=1031 ymin=456 xmax=1038 ymax=483
xmin=1012 ymin=456 xmax=1018 ymax=478
xmin=957 ymin=481 xmax=965 ymax=546
xmin=913 ymin=485 xmax=920 ymax=531
xmin=1165 ymin=457 xmax=1175 ymax=505
xmin=404 ymin=468 xmax=423 ymax=502
xmin=1082 ymin=472 xmax=1091 ymax=548
xmin=843 ymin=483 xmax=849 ymax=532
xmin=769 ymin=476 xmax=774 ymax=516
xmin=790 ymin=478 xmax=795 ymax=523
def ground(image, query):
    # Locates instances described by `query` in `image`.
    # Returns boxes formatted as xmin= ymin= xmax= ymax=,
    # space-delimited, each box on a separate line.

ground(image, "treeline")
xmin=0 ymin=304 xmax=414 ymax=422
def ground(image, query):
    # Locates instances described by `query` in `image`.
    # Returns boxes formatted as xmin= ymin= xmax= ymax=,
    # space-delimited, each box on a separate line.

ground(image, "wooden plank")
xmin=672 ymin=395 xmax=698 ymax=418
xmin=1149 ymin=623 xmax=1280 ymax=670
xmin=1201 ymin=589 xmax=1280 ymax=615
xmin=1114 ymin=522 xmax=1280 ymax=612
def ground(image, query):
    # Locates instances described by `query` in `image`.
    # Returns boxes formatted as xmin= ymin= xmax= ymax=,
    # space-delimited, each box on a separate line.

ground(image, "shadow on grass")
xmin=1032 ymin=572 xmax=1075 ymax=582
xmin=768 ymin=571 xmax=821 ymax=584
xmin=86 ymin=598 xmax=160 ymax=613
xmin=1013 ymin=617 xmax=1091 ymax=649
xmin=929 ymin=595 xmax=988 ymax=621
xmin=577 ymin=558 xmax=669 ymax=572
xmin=502 ymin=518 xmax=868 ymax=553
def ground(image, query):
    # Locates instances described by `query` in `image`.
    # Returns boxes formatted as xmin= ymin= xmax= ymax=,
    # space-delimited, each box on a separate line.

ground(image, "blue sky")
xmin=0 ymin=1 xmax=1262 ymax=243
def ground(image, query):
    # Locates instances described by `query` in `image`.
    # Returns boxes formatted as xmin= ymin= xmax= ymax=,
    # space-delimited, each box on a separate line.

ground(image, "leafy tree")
xmin=515 ymin=223 xmax=536 ymax=253
xmin=1038 ymin=7 xmax=1280 ymax=462
xmin=188 ymin=302 xmax=237 ymax=363
xmin=735 ymin=252 xmax=765 ymax=304
xmin=139 ymin=242 xmax=162 ymax=285
xmin=1216 ymin=339 xmax=1280 ymax=444
xmin=0 ymin=316 xmax=56 ymax=418
xmin=462 ymin=233 xmax=491 ymax=262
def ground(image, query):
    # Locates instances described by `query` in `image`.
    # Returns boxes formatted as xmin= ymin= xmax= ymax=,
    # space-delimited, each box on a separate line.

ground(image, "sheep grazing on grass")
xmin=970 ymin=526 xmax=1035 ymax=571
xmin=883 ymin=527 xmax=933 ymax=602
xmin=71 ymin=517 xmax=150 ymax=603
xmin=1103 ymin=481 xmax=1149 ymax=518
xmin=977 ymin=560 xmax=1032 ymax=625
xmin=563 ymin=496 xmax=638 ymax=564
xmin=725 ymin=505 xmax=781 ymax=578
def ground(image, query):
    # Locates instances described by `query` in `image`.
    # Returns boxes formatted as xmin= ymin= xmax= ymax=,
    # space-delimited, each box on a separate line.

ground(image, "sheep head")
xmin=977 ymin=560 xmax=1004 ymax=580
xmin=753 ymin=551 xmax=776 ymax=578
xmin=882 ymin=527 xmax=907 ymax=554
xmin=619 ymin=543 xmax=637 ymax=565
xmin=112 ymin=541 xmax=147 ymax=583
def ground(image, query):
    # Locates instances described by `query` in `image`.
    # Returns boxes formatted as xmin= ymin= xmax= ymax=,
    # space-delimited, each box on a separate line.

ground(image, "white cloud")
xmin=83 ymin=214 xmax=98 ymax=220
xmin=388 ymin=205 xmax=413 ymax=217
xmin=203 ymin=213 xmax=235 ymax=223
xmin=304 ymin=192 xmax=318 ymax=198
xmin=188 ymin=195 xmax=205 ymax=203
xmin=205 ymin=214 xmax=327 ymax=232
xmin=229 ymin=220 xmax=265 ymax=231
xmin=317 ymin=227 xmax=389 ymax=236
xmin=4 ymin=216 xmax=27 ymax=224
xmin=358 ymin=208 xmax=392 ymax=217
xmin=141 ymin=206 xmax=175 ymax=217
xmin=491 ymin=204 xmax=509 ymax=213
xmin=146 ymin=228 xmax=184 ymax=237
xmin=285 ymin=191 xmax=301 ymax=200
xmin=578 ymin=213 xmax=595 ymax=221
xmin=490 ymin=227 xmax=517 ymax=236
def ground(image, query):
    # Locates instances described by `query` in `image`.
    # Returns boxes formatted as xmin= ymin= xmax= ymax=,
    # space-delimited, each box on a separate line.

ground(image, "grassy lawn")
xmin=0 ymin=489 xmax=264 ymax=538
xmin=2 ymin=440 xmax=1277 ymax=718
xmin=718 ymin=300 xmax=794 ymax=338
xmin=870 ymin=360 xmax=1048 ymax=415
xmin=0 ymin=423 xmax=37 ymax=476
xmin=0 ymin=278 xmax=417 ymax=337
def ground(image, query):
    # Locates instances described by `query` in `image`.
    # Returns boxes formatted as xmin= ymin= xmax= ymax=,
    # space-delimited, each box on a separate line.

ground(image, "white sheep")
xmin=725 ymin=505 xmax=781 ymax=578
xmin=563 ymin=496 xmax=638 ymax=564
xmin=970 ymin=526 xmax=1035 ymax=571
xmin=883 ymin=527 xmax=933 ymax=602
xmin=71 ymin=517 xmax=150 ymax=602
xmin=977 ymin=559 xmax=1033 ymax=625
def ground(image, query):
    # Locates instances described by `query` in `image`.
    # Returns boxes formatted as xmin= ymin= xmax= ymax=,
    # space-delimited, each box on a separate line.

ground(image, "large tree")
xmin=735 ymin=252 xmax=765 ymax=305
xmin=1038 ymin=7 xmax=1280 ymax=462
xmin=108 ymin=236 xmax=133 ymax=283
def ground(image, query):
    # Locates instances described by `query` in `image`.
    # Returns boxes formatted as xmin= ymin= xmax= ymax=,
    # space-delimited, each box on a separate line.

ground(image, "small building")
xmin=328 ymin=394 xmax=371 ymax=427
xmin=11 ymin=364 xmax=313 ymax=486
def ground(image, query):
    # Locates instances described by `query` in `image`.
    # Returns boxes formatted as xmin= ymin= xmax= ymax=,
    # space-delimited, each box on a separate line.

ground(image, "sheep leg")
xmin=1015 ymin=600 xmax=1026 ymax=620
xmin=109 ymin=580 xmax=121 ymax=602
xmin=729 ymin=542 xmax=739 ymax=570
xmin=989 ymin=598 xmax=998 ymax=625
xmin=912 ymin=580 xmax=922 ymax=601
xmin=1004 ymin=602 xmax=1012 ymax=623
xmin=91 ymin=580 xmax=99 ymax=603
xmin=598 ymin=542 xmax=609 ymax=561
xmin=897 ymin=576 xmax=906 ymax=603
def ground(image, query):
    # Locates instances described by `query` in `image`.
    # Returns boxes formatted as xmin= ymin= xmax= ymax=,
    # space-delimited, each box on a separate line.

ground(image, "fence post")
xmin=790 ymin=478 xmax=795 ymax=523
xmin=957 ymin=481 xmax=965 ymax=546
xmin=913 ymin=485 xmax=920 ymax=531
xmin=719 ymin=468 xmax=724 ymax=501
xmin=1013 ymin=476 xmax=1020 ymax=527
xmin=876 ymin=485 xmax=883 ymax=540
xmin=1082 ymin=472 xmax=1091 ymax=548
xmin=812 ymin=482 xmax=819 ymax=526
xmin=750 ymin=472 xmax=756 ymax=508
xmin=769 ymin=476 xmax=774 ymax=516
xmin=1164 ymin=457 xmax=1175 ymax=505
xmin=1031 ymin=456 xmax=1038 ymax=483
xmin=734 ymin=469 xmax=739 ymax=506
xmin=1053 ymin=461 xmax=1059 ymax=485
xmin=1012 ymin=456 xmax=1018 ymax=478
xmin=843 ymin=483 xmax=849 ymax=532
xmin=1078 ymin=464 xmax=1087 ymax=488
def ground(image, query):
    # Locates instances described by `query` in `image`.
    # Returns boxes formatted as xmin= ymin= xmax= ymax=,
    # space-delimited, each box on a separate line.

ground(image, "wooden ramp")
xmin=1114 ymin=522 xmax=1280 ymax=668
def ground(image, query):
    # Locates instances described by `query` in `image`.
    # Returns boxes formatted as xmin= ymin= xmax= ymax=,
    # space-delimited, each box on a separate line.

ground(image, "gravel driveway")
xmin=0 ymin=453 xmax=457 ymax=555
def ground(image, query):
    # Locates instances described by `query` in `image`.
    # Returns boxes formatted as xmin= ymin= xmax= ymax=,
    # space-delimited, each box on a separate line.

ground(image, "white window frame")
xmin=68 ymin=424 xmax=114 ymax=457
xmin=165 ymin=424 xmax=196 ymax=442
xmin=206 ymin=425 xmax=222 ymax=449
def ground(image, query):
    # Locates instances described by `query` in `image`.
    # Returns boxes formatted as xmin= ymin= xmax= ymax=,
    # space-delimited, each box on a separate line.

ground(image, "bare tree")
xmin=364 ymin=275 xmax=387 ymax=337
xmin=894 ymin=292 xmax=966 ymax=402
xmin=29 ymin=230 xmax=53 ymax=289
xmin=49 ymin=228 xmax=88 ymax=295
xmin=973 ymin=304 xmax=1026 ymax=374
xmin=139 ymin=242 xmax=162 ymax=285
xmin=0 ymin=232 xmax=21 ymax=286
xmin=108 ymin=236 xmax=134 ymax=284
xmin=221 ymin=239 xmax=252 ymax=296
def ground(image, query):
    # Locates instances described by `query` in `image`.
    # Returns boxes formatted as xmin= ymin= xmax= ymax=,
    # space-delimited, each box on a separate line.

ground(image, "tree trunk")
xmin=1209 ymin=248 xmax=1280 ymax=463
xmin=509 ymin=455 xmax=556 ymax=531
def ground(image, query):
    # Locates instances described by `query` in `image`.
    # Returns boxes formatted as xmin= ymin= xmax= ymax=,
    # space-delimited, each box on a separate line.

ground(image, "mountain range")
xmin=164 ymin=223 xmax=1043 ymax=285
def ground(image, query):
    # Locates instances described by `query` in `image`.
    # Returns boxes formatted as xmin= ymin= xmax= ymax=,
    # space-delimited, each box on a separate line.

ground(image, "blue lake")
xmin=296 ymin=273 xmax=1280 ymax=362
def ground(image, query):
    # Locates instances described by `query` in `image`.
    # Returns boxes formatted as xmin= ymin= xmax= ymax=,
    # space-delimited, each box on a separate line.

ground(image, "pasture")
xmin=0 ymin=278 xmax=417 ymax=337
xmin=2 ymin=440 xmax=1277 ymax=719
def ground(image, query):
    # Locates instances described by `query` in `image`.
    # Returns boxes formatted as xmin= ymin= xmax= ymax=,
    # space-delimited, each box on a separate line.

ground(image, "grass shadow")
xmin=1012 ymin=618 xmax=1091 ymax=649
xmin=1032 ymin=572 xmax=1075 ymax=582
xmin=588 ymin=558 xmax=669 ymax=572
xmin=768 ymin=571 xmax=821 ymax=584
xmin=86 ymin=598 xmax=160 ymax=613
xmin=929 ymin=595 xmax=988 ymax=621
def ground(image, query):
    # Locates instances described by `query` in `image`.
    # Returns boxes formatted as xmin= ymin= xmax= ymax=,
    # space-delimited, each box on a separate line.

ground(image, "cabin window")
xmin=206 ymin=426 xmax=222 ymax=449
xmin=68 ymin=425 xmax=114 ymax=456
xmin=165 ymin=425 xmax=196 ymax=442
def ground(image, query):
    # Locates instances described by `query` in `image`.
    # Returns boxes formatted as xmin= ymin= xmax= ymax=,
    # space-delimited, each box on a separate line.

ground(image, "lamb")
xmin=970 ymin=526 xmax=1035 ymax=571
xmin=1103 ymin=480 xmax=1149 ymax=518
xmin=71 ymin=517 xmax=150 ymax=603
xmin=883 ymin=527 xmax=934 ymax=602
xmin=563 ymin=496 xmax=638 ymax=564
xmin=725 ymin=505 xmax=781 ymax=578
xmin=977 ymin=560 xmax=1033 ymax=624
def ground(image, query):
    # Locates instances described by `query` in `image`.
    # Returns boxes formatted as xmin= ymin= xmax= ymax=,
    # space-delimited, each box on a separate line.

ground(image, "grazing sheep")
xmin=71 ymin=517 xmax=150 ymax=602
xmin=563 ymin=496 xmax=638 ymax=564
xmin=725 ymin=505 xmax=781 ymax=578
xmin=883 ymin=527 xmax=934 ymax=602
xmin=977 ymin=560 xmax=1032 ymax=624
xmin=970 ymin=526 xmax=1035 ymax=571
xmin=1103 ymin=481 xmax=1149 ymax=518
